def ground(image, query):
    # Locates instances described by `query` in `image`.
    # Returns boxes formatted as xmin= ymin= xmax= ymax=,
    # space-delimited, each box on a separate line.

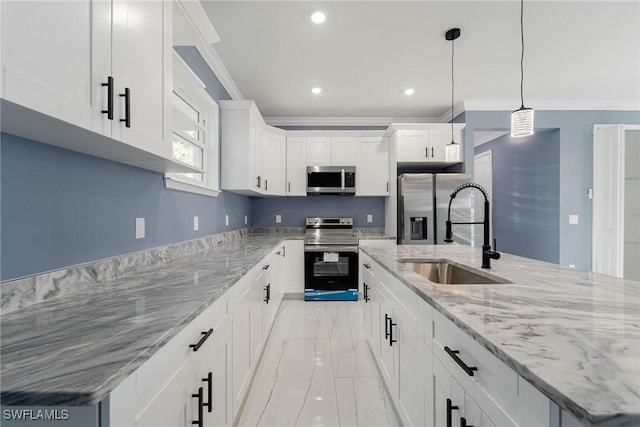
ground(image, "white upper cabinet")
xmin=393 ymin=124 xmax=465 ymax=165
xmin=330 ymin=137 xmax=357 ymax=166
xmin=285 ymin=137 xmax=307 ymax=196
xmin=306 ymin=137 xmax=332 ymax=166
xmin=356 ymin=136 xmax=390 ymax=196
xmin=1 ymin=0 xmax=110 ymax=135
xmin=111 ymin=0 xmax=172 ymax=158
xmin=220 ymin=101 xmax=286 ymax=196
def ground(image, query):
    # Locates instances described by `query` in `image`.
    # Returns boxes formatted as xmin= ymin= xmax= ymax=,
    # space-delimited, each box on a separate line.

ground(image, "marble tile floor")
xmin=237 ymin=299 xmax=401 ymax=427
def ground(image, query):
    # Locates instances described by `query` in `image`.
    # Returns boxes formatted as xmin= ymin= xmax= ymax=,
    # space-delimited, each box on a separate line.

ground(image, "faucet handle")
xmin=493 ymin=238 xmax=497 ymax=251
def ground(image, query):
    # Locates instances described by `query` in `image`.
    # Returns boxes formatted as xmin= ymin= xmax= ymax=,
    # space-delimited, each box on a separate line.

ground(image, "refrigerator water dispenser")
xmin=410 ymin=217 xmax=428 ymax=240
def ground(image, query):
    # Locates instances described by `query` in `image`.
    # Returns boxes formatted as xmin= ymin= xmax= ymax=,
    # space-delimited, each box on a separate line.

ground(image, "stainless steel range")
xmin=304 ymin=217 xmax=359 ymax=301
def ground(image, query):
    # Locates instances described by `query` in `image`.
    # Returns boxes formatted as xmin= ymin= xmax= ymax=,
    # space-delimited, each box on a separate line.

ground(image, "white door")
xmin=1 ymin=0 xmax=111 ymax=135
xmin=111 ymin=0 xmax=171 ymax=157
xmin=262 ymin=131 xmax=286 ymax=195
xmin=356 ymin=137 xmax=390 ymax=196
xmin=473 ymin=151 xmax=493 ymax=248
xmin=593 ymin=125 xmax=624 ymax=277
xmin=331 ymin=137 xmax=357 ymax=166
xmin=396 ymin=130 xmax=429 ymax=163
xmin=286 ymin=137 xmax=307 ymax=195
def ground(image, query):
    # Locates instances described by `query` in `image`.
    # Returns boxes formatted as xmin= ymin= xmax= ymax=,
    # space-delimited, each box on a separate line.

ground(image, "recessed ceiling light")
xmin=311 ymin=87 xmax=322 ymax=95
xmin=404 ymin=88 xmax=415 ymax=96
xmin=311 ymin=11 xmax=326 ymax=24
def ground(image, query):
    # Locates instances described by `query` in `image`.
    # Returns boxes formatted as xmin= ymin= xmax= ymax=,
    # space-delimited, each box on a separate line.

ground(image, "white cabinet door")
xmin=111 ymin=0 xmax=172 ymax=158
xmin=231 ymin=275 xmax=252 ymax=418
xmin=396 ymin=310 xmax=427 ymax=427
xmin=306 ymin=137 xmax=331 ymax=166
xmin=262 ymin=131 xmax=286 ymax=195
xmin=362 ymin=262 xmax=375 ymax=343
xmin=200 ymin=315 xmax=231 ymax=427
xmin=331 ymin=137 xmax=357 ymax=166
xmin=396 ymin=130 xmax=430 ymax=163
xmin=286 ymin=137 xmax=307 ymax=195
xmin=1 ymin=0 xmax=111 ymax=136
xmin=429 ymin=129 xmax=463 ymax=162
xmin=356 ymin=136 xmax=390 ymax=196
xmin=135 ymin=360 xmax=193 ymax=427
xmin=282 ymin=240 xmax=304 ymax=294
xmin=377 ymin=285 xmax=396 ymax=398
xmin=433 ymin=355 xmax=453 ymax=427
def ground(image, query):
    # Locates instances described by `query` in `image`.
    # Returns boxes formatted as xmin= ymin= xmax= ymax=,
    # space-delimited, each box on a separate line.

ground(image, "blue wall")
xmin=0 ymin=47 xmax=253 ymax=281
xmin=475 ymin=130 xmax=560 ymax=263
xmin=461 ymin=110 xmax=640 ymax=270
xmin=251 ymin=196 xmax=385 ymax=227
xmin=0 ymin=134 xmax=251 ymax=280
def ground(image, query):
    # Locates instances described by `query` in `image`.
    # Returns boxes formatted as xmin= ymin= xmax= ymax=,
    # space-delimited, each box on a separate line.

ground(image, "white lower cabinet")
xmin=361 ymin=254 xmax=565 ymax=427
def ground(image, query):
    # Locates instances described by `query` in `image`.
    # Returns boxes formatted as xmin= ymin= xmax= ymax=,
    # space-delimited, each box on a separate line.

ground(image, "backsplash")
xmin=0 ymin=229 xmax=250 ymax=314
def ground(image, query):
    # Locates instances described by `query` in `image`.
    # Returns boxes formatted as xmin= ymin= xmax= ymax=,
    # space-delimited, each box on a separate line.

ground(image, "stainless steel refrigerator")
xmin=397 ymin=173 xmax=473 ymax=245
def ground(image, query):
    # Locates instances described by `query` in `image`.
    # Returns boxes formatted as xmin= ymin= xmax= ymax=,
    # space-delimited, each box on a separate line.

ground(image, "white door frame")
xmin=592 ymin=124 xmax=640 ymax=277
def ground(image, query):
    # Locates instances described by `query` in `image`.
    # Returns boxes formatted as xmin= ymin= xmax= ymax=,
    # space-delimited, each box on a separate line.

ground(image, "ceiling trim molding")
xmin=462 ymin=99 xmax=640 ymax=112
xmin=437 ymin=102 xmax=466 ymax=123
xmin=195 ymin=46 xmax=244 ymax=101
xmin=264 ymin=116 xmax=441 ymax=127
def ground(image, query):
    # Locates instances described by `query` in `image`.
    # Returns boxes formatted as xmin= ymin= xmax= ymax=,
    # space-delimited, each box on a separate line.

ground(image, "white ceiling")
xmin=200 ymin=1 xmax=640 ymax=124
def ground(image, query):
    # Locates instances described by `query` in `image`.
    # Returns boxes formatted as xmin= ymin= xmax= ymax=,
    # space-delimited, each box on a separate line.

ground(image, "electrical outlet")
xmin=225 ymin=215 xmax=229 ymax=226
xmin=367 ymin=214 xmax=373 ymax=223
xmin=135 ymin=218 xmax=145 ymax=239
xmin=276 ymin=214 xmax=282 ymax=224
xmin=193 ymin=216 xmax=199 ymax=231
xmin=245 ymin=216 xmax=248 ymax=225
xmin=569 ymin=214 xmax=579 ymax=225
xmin=569 ymin=264 xmax=576 ymax=268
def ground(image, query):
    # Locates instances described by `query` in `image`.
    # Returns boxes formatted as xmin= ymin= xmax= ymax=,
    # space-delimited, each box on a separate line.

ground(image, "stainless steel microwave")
xmin=306 ymin=166 xmax=356 ymax=195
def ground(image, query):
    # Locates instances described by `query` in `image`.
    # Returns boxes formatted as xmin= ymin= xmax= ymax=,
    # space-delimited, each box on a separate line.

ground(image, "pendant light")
xmin=445 ymin=28 xmax=461 ymax=162
xmin=511 ymin=0 xmax=534 ymax=137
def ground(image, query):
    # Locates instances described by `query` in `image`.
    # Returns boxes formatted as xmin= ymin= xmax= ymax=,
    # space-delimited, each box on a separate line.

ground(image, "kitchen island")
xmin=1 ymin=234 xmax=638 ymax=426
xmin=359 ymin=241 xmax=640 ymax=427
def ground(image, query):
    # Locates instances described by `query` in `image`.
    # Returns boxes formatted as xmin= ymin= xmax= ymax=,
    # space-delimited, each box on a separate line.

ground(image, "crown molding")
xmin=263 ymin=116 xmax=440 ymax=127
xmin=462 ymin=99 xmax=640 ymax=112
xmin=437 ymin=101 xmax=466 ymax=123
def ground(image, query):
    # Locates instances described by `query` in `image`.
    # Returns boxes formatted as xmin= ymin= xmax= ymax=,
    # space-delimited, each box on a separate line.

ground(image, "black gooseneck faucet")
xmin=444 ymin=183 xmax=500 ymax=269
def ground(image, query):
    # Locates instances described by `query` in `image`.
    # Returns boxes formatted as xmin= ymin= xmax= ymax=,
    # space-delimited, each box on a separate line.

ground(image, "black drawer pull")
xmin=192 ymin=386 xmax=203 ymax=426
xmin=446 ymin=398 xmax=459 ymax=427
xmin=101 ymin=76 xmax=114 ymax=120
xmin=444 ymin=346 xmax=478 ymax=376
xmin=119 ymin=87 xmax=131 ymax=128
xmin=384 ymin=314 xmax=391 ymax=339
xmin=363 ymin=263 xmax=371 ymax=269
xmin=263 ymin=264 xmax=270 ymax=270
xmin=364 ymin=283 xmax=369 ymax=302
xmin=264 ymin=283 xmax=270 ymax=303
xmin=190 ymin=328 xmax=213 ymax=351
xmin=389 ymin=318 xmax=397 ymax=346
xmin=461 ymin=417 xmax=473 ymax=427
xmin=202 ymin=372 xmax=212 ymax=413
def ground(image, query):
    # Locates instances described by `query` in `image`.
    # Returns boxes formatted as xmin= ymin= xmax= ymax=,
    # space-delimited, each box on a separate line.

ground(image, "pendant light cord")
xmin=450 ymin=34 xmax=455 ymax=142
xmin=520 ymin=0 xmax=525 ymax=108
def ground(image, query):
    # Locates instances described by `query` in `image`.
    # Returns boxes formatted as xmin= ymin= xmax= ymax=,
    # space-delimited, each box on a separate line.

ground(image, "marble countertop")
xmin=0 ymin=234 xmax=298 ymax=407
xmin=359 ymin=242 xmax=640 ymax=427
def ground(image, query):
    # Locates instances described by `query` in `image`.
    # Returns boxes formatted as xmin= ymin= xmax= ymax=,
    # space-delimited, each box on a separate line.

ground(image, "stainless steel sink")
xmin=399 ymin=260 xmax=511 ymax=285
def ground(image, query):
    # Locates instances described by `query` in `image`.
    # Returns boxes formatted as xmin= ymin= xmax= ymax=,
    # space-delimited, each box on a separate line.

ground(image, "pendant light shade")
xmin=445 ymin=28 xmax=461 ymax=162
xmin=511 ymin=0 xmax=534 ymax=138
xmin=511 ymin=106 xmax=534 ymax=137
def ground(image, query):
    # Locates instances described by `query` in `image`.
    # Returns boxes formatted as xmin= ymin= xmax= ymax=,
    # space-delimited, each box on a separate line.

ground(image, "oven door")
xmin=304 ymin=245 xmax=359 ymax=301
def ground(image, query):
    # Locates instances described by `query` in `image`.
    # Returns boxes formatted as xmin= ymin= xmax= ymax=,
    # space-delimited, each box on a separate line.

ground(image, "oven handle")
xmin=304 ymin=245 xmax=359 ymax=253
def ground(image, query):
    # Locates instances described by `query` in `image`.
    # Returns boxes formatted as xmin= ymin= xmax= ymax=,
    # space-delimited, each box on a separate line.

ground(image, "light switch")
xmin=193 ymin=216 xmax=199 ymax=231
xmin=135 ymin=217 xmax=145 ymax=239
xmin=569 ymin=214 xmax=579 ymax=225
xmin=367 ymin=214 xmax=373 ymax=223
xmin=225 ymin=215 xmax=229 ymax=226
xmin=276 ymin=214 xmax=282 ymax=224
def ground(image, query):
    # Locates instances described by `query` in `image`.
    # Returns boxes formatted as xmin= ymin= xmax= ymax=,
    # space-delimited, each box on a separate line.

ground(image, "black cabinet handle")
xmin=256 ymin=176 xmax=261 ymax=188
xmin=192 ymin=387 xmax=203 ymax=426
xmin=364 ymin=283 xmax=369 ymax=302
xmin=384 ymin=314 xmax=391 ymax=340
xmin=461 ymin=417 xmax=473 ymax=427
xmin=101 ymin=76 xmax=114 ymax=120
xmin=263 ymin=264 xmax=270 ymax=270
xmin=190 ymin=328 xmax=213 ymax=351
xmin=446 ymin=398 xmax=459 ymax=427
xmin=119 ymin=87 xmax=131 ymax=128
xmin=288 ymin=182 xmax=291 ymax=193
xmin=282 ymin=246 xmax=286 ymax=258
xmin=363 ymin=263 xmax=370 ymax=269
xmin=202 ymin=372 xmax=212 ymax=413
xmin=444 ymin=346 xmax=478 ymax=376
xmin=389 ymin=318 xmax=397 ymax=346
xmin=431 ymin=147 xmax=434 ymax=157
xmin=264 ymin=283 xmax=270 ymax=303
xmin=425 ymin=146 xmax=429 ymax=158
xmin=265 ymin=179 xmax=268 ymax=191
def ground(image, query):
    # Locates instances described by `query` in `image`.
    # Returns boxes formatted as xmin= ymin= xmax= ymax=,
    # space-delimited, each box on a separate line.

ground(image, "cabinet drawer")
xmin=433 ymin=309 xmax=518 ymax=420
xmin=135 ymin=295 xmax=228 ymax=411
